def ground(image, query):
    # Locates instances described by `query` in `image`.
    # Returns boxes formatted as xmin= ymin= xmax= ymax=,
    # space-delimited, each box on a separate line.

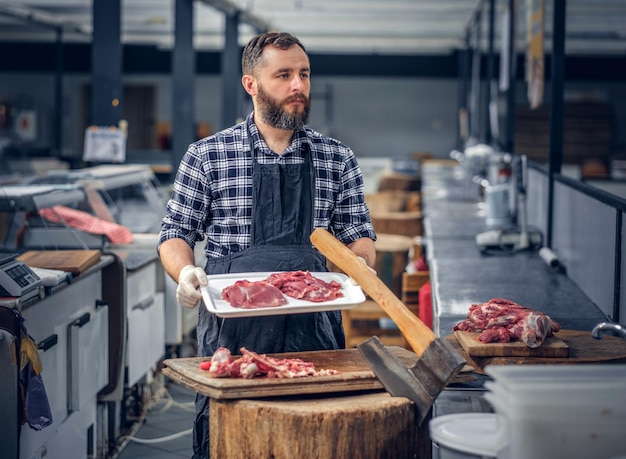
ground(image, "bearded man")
xmin=157 ymin=32 xmax=376 ymax=458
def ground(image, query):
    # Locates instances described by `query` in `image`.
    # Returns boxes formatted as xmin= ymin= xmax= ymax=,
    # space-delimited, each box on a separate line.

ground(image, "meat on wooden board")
xmin=221 ymin=271 xmax=344 ymax=308
xmin=453 ymin=298 xmax=561 ymax=348
xmin=199 ymin=347 xmax=340 ymax=379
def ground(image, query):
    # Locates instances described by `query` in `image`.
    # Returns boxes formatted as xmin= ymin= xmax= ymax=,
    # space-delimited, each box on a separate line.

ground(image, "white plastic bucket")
xmin=484 ymin=364 xmax=626 ymax=459
xmin=430 ymin=413 xmax=507 ymax=459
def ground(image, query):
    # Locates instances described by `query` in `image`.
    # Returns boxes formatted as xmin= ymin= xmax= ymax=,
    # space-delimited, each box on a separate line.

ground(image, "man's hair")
xmin=242 ymin=32 xmax=307 ymax=76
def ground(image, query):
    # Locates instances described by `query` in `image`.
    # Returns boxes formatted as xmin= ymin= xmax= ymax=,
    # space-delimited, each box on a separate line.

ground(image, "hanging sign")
xmin=526 ymin=0 xmax=545 ymax=109
xmin=15 ymin=109 xmax=37 ymax=142
xmin=83 ymin=126 xmax=127 ymax=163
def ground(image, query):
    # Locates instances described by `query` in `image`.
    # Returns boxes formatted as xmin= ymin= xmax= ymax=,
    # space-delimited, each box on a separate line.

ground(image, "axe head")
xmin=358 ymin=336 xmax=466 ymax=425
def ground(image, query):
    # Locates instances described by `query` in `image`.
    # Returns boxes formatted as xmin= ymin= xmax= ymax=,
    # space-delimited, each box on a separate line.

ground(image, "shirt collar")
xmin=246 ymin=112 xmax=310 ymax=156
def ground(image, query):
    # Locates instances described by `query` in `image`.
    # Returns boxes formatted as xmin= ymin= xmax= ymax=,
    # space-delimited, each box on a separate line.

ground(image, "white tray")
xmin=201 ymin=271 xmax=365 ymax=318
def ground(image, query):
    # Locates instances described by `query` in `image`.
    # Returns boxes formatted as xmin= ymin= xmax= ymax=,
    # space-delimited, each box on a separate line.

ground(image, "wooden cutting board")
xmin=454 ymin=330 xmax=569 ymax=358
xmin=18 ymin=250 xmax=101 ymax=275
xmin=163 ymin=347 xmax=419 ymax=400
xmin=447 ymin=329 xmax=626 ymax=373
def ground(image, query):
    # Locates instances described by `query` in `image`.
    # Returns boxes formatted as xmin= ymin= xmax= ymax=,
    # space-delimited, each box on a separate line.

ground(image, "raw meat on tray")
xmin=266 ymin=270 xmax=344 ymax=303
xmin=221 ymin=280 xmax=288 ymax=309
xmin=220 ymin=271 xmax=344 ymax=309
xmin=199 ymin=347 xmax=340 ymax=379
xmin=453 ymin=298 xmax=561 ymax=348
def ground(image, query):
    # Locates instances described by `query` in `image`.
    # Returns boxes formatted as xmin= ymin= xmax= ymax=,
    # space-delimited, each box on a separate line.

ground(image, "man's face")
xmin=254 ymin=45 xmax=311 ymax=130
xmin=256 ymin=82 xmax=310 ymax=130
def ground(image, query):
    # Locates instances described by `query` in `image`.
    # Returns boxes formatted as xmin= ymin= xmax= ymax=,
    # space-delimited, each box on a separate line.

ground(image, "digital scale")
xmin=0 ymin=253 xmax=43 ymax=297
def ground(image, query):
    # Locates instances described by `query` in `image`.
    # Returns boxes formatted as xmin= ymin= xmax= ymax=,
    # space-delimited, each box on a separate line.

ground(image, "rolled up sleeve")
xmin=158 ymin=144 xmax=210 ymax=252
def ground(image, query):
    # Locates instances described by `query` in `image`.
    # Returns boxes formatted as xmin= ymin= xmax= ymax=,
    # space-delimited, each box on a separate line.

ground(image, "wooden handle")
xmin=311 ymin=228 xmax=435 ymax=356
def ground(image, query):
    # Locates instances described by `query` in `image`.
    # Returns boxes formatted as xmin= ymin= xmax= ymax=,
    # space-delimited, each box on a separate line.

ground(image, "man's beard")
xmin=257 ymin=84 xmax=310 ymax=130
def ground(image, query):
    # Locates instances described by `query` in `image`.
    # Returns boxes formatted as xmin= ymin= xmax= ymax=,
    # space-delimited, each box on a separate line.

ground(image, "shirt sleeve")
xmin=158 ymin=143 xmax=210 ymax=251
xmin=330 ymin=147 xmax=377 ymax=244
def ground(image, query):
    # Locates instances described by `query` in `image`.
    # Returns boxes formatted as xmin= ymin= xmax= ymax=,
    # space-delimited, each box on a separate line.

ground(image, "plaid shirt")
xmin=158 ymin=113 xmax=375 ymax=259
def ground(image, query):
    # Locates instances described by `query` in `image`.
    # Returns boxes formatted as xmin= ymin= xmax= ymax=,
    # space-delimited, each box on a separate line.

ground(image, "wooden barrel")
xmin=378 ymin=172 xmax=421 ymax=192
xmin=209 ymin=391 xmax=430 ymax=459
xmin=374 ymin=233 xmax=413 ymax=298
xmin=365 ymin=191 xmax=421 ymax=213
xmin=370 ymin=211 xmax=423 ymax=238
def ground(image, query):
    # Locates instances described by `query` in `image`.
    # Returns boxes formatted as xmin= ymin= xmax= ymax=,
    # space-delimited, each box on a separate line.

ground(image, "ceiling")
xmin=0 ymin=0 xmax=625 ymax=56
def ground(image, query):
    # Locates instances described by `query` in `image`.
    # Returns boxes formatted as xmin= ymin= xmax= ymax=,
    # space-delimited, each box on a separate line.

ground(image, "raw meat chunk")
xmin=453 ymin=298 xmax=560 ymax=348
xmin=220 ymin=271 xmax=344 ymax=309
xmin=265 ymin=270 xmax=344 ymax=303
xmin=222 ymin=280 xmax=288 ymax=309
xmin=199 ymin=347 xmax=340 ymax=379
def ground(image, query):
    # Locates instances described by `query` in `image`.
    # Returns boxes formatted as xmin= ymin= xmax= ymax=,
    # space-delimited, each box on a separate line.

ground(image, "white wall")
xmin=311 ymin=77 xmax=458 ymax=159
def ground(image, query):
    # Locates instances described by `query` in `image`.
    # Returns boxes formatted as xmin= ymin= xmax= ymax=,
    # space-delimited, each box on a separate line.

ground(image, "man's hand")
xmin=177 ymin=265 xmax=208 ymax=308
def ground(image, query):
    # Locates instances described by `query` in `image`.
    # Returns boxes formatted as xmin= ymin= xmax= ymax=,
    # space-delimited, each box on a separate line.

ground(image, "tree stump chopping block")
xmin=209 ymin=391 xmax=430 ymax=459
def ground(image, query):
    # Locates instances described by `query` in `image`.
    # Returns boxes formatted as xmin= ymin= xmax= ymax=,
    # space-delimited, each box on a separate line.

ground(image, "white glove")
xmin=349 ymin=256 xmax=377 ymax=286
xmin=176 ymin=265 xmax=208 ymax=308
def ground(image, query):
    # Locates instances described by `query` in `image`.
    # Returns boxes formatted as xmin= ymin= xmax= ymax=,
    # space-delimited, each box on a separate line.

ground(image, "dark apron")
xmin=192 ymin=126 xmax=345 ymax=458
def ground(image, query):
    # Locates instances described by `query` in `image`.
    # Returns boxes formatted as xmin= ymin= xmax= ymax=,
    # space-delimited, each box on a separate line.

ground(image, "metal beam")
xmin=546 ymin=0 xmax=566 ymax=248
xmin=221 ymin=11 xmax=241 ymax=130
xmin=456 ymin=31 xmax=471 ymax=150
xmin=197 ymin=0 xmax=270 ymax=33
xmin=54 ymin=27 xmax=63 ymax=156
xmin=485 ymin=0 xmax=495 ymax=145
xmin=172 ymin=0 xmax=196 ymax=180
xmin=504 ymin=0 xmax=516 ymax=154
xmin=0 ymin=2 xmax=89 ymax=36
xmin=469 ymin=8 xmax=481 ymax=141
xmin=91 ymin=0 xmax=123 ymax=127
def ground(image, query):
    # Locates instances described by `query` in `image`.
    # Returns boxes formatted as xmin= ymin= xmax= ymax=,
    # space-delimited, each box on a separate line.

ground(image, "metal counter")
xmin=423 ymin=161 xmax=616 ymax=459
xmin=421 ymin=161 xmax=607 ymax=338
xmin=7 ymin=256 xmax=114 ymax=459
xmin=107 ymin=249 xmax=165 ymax=388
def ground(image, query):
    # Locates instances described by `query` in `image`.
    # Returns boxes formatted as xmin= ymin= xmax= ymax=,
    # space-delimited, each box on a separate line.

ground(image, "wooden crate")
xmin=402 ymin=271 xmax=432 ymax=330
xmin=401 ymin=271 xmax=430 ymax=306
xmin=342 ymin=299 xmax=419 ymax=349
xmin=374 ymin=234 xmax=413 ymax=298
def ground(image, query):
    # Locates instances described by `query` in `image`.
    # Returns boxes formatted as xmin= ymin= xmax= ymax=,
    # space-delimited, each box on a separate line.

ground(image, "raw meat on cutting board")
xmin=199 ymin=347 xmax=340 ymax=378
xmin=453 ymin=298 xmax=560 ymax=348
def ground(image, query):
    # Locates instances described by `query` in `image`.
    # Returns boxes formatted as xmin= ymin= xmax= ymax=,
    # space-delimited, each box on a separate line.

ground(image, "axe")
xmin=311 ymin=228 xmax=466 ymax=424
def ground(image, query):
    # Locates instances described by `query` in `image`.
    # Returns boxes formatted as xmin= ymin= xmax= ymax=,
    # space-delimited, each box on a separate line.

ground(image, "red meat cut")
xmin=265 ymin=270 xmax=344 ymax=303
xmin=221 ymin=280 xmax=288 ymax=309
xmin=200 ymin=347 xmax=340 ymax=379
xmin=453 ymin=298 xmax=560 ymax=348
xmin=220 ymin=271 xmax=344 ymax=309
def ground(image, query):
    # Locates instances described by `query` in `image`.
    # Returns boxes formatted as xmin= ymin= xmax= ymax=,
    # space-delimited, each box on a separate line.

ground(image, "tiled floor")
xmin=114 ymin=379 xmax=196 ymax=459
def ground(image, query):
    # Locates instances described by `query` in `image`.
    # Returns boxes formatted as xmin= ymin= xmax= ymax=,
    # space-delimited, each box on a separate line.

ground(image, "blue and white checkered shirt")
xmin=158 ymin=113 xmax=376 ymax=259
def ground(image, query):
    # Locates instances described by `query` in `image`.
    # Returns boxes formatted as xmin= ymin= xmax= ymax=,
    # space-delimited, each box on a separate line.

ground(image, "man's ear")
xmin=242 ymin=75 xmax=257 ymax=96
